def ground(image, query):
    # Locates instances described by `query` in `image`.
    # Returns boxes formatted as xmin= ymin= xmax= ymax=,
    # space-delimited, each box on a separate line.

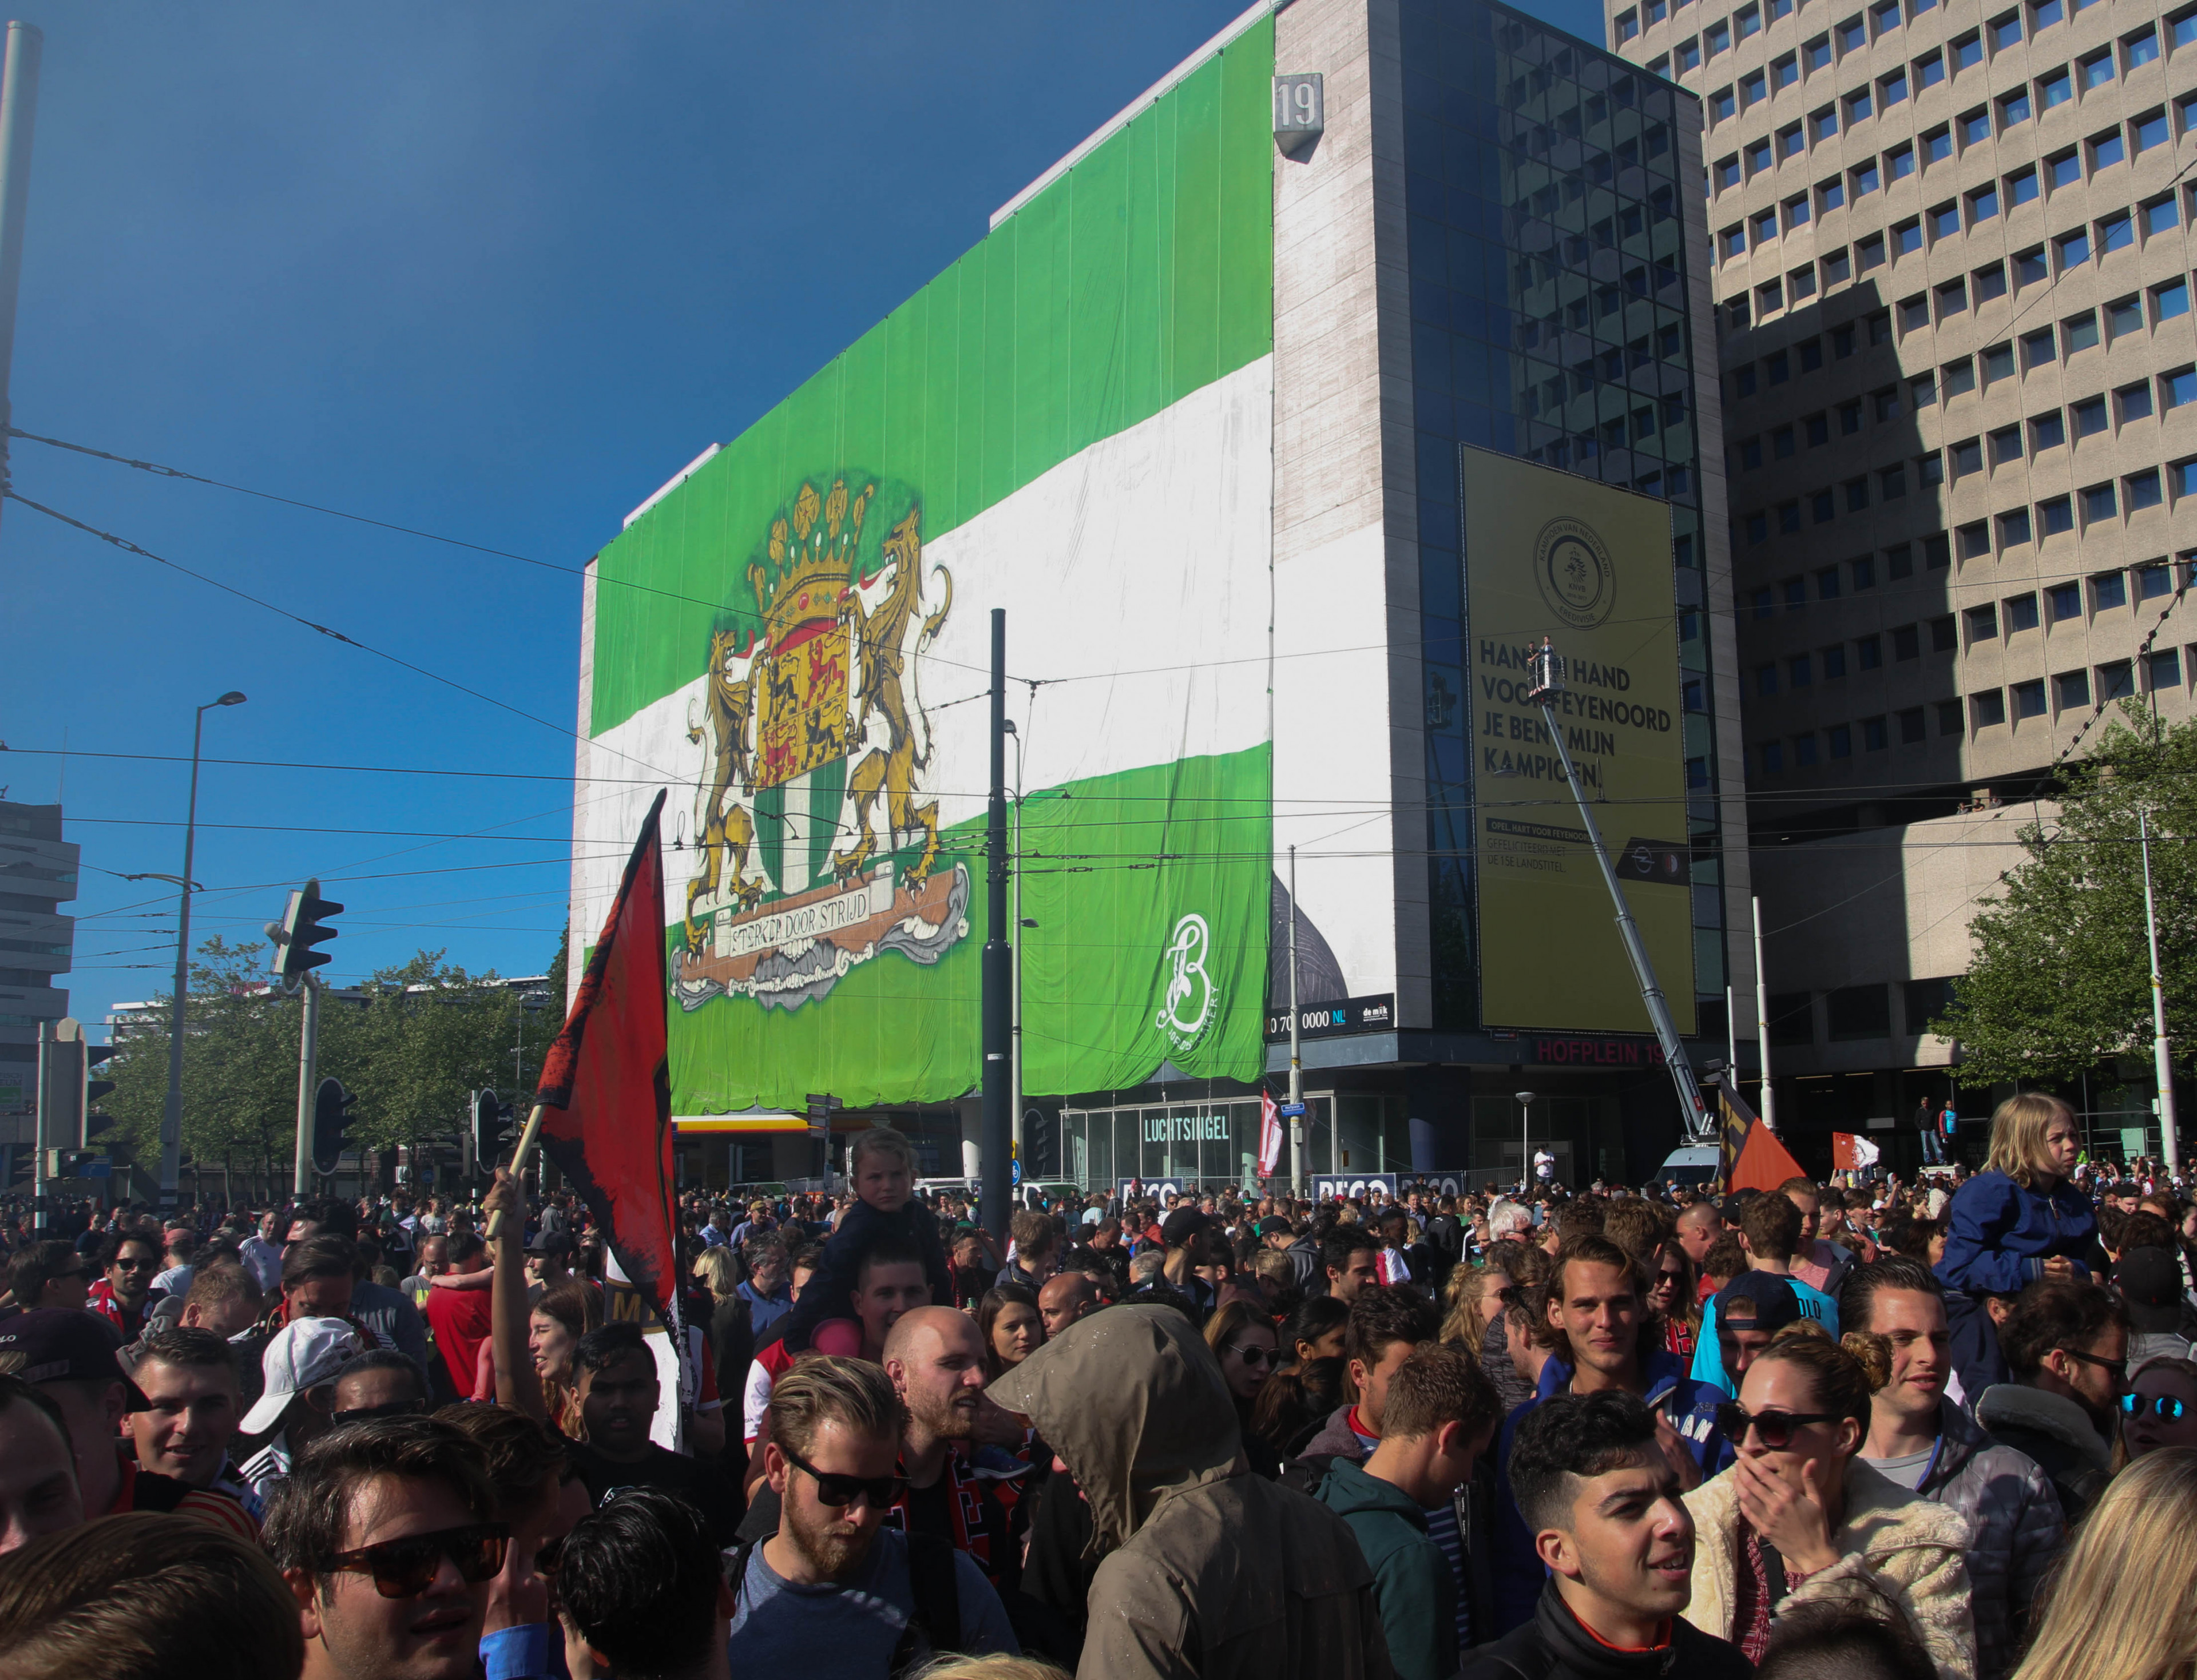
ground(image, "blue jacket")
xmin=1487 ymin=1348 xmax=1730 ymax=1634
xmin=1936 ymin=1170 xmax=2097 ymax=1297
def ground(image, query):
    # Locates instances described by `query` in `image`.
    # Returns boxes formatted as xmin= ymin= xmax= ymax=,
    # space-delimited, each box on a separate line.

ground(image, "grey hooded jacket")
xmin=989 ymin=1304 xmax=1393 ymax=1680
xmin=1914 ymin=1397 xmax=2067 ymax=1680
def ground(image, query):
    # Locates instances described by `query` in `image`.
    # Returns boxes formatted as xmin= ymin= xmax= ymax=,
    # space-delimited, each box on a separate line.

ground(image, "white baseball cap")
xmin=241 ymin=1316 xmax=364 ymax=1435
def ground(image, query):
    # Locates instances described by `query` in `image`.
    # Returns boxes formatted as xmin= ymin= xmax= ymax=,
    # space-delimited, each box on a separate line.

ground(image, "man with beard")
xmin=883 ymin=1306 xmax=1031 ymax=1589
xmin=1460 ymin=1391 xmax=1750 ymax=1679
xmin=729 ymin=1356 xmax=1017 ymax=1674
xmin=84 ymin=1230 xmax=162 ymax=1342
xmin=1974 ymin=1278 xmax=2129 ymax=1523
xmin=562 ymin=1322 xmax=743 ymax=1544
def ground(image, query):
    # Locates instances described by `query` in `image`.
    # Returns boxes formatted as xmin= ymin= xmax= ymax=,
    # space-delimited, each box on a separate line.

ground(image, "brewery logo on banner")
xmin=1155 ymin=912 xmax=1219 ymax=1055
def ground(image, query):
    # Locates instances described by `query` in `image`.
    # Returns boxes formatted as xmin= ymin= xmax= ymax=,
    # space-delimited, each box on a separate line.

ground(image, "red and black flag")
xmin=534 ymin=789 xmax=679 ymax=1321
xmin=1714 ymin=1072 xmax=1806 ymax=1194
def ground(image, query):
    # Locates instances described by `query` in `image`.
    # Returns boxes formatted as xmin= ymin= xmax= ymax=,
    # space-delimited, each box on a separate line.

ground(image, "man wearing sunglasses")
xmin=3 ymin=1239 xmax=91 ymax=1315
xmin=86 ymin=1231 xmax=164 ymax=1342
xmin=732 ymin=1355 xmax=1018 ymax=1672
xmin=1844 ymin=1256 xmax=2064 ymax=1680
xmin=265 ymin=1415 xmax=505 ymax=1680
xmin=1974 ymin=1278 xmax=2129 ymax=1524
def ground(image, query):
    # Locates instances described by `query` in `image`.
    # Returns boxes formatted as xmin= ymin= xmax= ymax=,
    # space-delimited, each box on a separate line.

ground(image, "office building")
xmin=1607 ymin=0 xmax=2196 ymax=1156
xmin=0 ymin=800 xmax=78 ymax=1177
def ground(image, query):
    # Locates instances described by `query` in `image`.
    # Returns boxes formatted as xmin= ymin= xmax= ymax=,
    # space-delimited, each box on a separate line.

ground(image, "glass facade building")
xmin=1397 ymin=0 xmax=1734 ymax=1040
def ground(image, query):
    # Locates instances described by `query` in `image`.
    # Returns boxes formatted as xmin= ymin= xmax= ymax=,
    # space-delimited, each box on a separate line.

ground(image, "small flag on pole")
xmin=1257 ymin=1090 xmax=1284 ymax=1178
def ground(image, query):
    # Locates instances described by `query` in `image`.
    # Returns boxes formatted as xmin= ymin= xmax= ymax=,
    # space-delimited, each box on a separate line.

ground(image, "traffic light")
xmin=470 ymin=1089 xmax=511 ymax=1178
xmin=312 ymin=1077 xmax=356 ymax=1175
xmin=268 ymin=879 xmax=344 ymax=983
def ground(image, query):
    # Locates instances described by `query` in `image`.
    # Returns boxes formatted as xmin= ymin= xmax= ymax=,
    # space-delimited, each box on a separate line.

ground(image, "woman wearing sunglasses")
xmin=1648 ymin=1238 xmax=1701 ymax=1361
xmin=1684 ymin=1324 xmax=1976 ymax=1678
xmin=1203 ymin=1299 xmax=1283 ymax=1476
xmin=2121 ymin=1356 xmax=2197 ymax=1459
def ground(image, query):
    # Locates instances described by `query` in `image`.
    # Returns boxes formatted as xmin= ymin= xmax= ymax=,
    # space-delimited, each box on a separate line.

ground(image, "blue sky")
xmin=4 ymin=0 xmax=1601 ymax=1042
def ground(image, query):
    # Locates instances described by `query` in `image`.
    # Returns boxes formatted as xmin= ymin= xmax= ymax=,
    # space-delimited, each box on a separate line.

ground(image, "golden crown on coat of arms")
xmin=749 ymin=477 xmax=874 ymax=649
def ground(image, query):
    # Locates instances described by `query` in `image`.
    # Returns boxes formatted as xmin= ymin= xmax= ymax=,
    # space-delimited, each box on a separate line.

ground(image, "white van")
xmin=1655 ymin=1145 xmax=1722 ymax=1187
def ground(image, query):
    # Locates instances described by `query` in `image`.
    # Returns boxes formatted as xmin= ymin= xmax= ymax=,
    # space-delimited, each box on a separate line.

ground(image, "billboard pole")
xmin=1752 ymin=896 xmax=1774 ymax=1130
xmin=1524 ymin=639 xmax=1710 ymax=1143
xmin=0 ymin=21 xmax=42 ymax=539
xmin=980 ymin=610 xmax=1012 ymax=1242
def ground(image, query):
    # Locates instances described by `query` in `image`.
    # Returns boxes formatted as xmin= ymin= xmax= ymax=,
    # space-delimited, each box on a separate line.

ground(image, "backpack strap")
xmin=889 ymin=1531 xmax=966 ymax=1674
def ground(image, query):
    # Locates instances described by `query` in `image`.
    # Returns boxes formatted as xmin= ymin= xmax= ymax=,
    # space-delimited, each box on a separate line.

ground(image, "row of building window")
xmin=1745 ymin=459 xmax=2197 ymax=544
xmin=1721 ymin=137 xmax=2190 ymax=267
xmin=1751 ymin=554 xmax=2187 ymax=619
xmin=1734 ymin=365 xmax=2197 ymax=482
xmin=1691 ymin=9 xmax=2175 ymax=127
xmin=1730 ymin=263 xmax=2197 ymax=406
xmin=1710 ymin=42 xmax=2197 ymax=204
xmin=1754 ymin=653 xmax=2183 ymax=772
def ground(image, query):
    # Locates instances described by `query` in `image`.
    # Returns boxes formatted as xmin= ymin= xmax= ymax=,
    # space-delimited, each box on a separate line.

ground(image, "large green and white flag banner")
xmin=573 ymin=18 xmax=1275 ymax=1111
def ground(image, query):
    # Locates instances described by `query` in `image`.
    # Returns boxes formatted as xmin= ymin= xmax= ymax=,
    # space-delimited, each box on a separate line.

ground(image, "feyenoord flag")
xmin=1833 ymin=1131 xmax=1882 ymax=1171
xmin=1715 ymin=1074 xmax=1806 ymax=1194
xmin=534 ymin=789 xmax=679 ymax=1321
xmin=1257 ymin=1090 xmax=1284 ymax=1178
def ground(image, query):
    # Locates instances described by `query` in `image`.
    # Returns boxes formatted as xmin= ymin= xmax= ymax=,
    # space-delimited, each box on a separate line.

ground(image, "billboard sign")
xmin=1459 ymin=447 xmax=1696 ymax=1035
xmin=573 ymin=20 xmax=1279 ymax=1115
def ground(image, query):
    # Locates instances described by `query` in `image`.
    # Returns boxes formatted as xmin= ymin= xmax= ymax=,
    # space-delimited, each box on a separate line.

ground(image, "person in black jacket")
xmin=774 ymin=1129 xmax=952 ymax=1356
xmin=1459 ymin=1389 xmax=1751 ymax=1680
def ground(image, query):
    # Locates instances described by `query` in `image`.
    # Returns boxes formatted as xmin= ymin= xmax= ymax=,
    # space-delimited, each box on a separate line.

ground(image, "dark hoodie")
xmin=989 ymin=1303 xmax=1394 ymax=1680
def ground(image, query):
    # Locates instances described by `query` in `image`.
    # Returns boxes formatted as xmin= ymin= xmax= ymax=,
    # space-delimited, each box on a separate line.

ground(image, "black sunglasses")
xmin=331 ymin=1398 xmax=428 ymax=1427
xmin=2061 ymin=1348 xmax=2129 ymax=1385
xmin=323 ymin=1523 xmax=509 ymax=1599
xmin=1226 ymin=1343 xmax=1280 ymax=1369
xmin=1715 ymin=1403 xmax=1841 ymax=1449
xmin=779 ymin=1441 xmax=906 ymax=1510
xmin=2121 ymin=1392 xmax=2189 ymax=1421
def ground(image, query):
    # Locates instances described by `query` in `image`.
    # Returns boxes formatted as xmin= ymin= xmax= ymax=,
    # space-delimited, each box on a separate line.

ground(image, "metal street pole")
xmin=1007 ymin=724 xmax=1024 ymax=1174
xmin=161 ymin=691 xmax=245 ymax=1208
xmin=979 ymin=610 xmax=1011 ymax=1242
xmin=1516 ymin=1089 xmax=1536 ymax=1193
xmin=2140 ymin=807 xmax=2182 ymax=1173
xmin=1287 ymin=843 xmax=1303 ymax=1196
xmin=1752 ymin=895 xmax=1774 ymax=1130
xmin=0 ymin=20 xmax=42 ymax=536
xmin=1524 ymin=642 xmax=1710 ymax=1140
xmin=30 ymin=1017 xmax=47 ymax=1229
xmin=291 ymin=973 xmax=319 ymax=1196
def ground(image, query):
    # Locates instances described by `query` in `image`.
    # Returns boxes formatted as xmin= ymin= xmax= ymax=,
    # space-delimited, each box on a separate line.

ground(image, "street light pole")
xmin=159 ymin=691 xmax=245 ymax=1208
xmin=2139 ymin=807 xmax=2181 ymax=1173
xmin=1515 ymin=1090 xmax=1537 ymax=1194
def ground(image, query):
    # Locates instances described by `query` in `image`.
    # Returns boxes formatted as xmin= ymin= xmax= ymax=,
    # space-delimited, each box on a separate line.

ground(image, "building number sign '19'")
xmin=1274 ymin=74 xmax=1324 ymax=138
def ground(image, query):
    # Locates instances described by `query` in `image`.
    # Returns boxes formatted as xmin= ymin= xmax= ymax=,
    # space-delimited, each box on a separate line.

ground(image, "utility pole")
xmin=2140 ymin=807 xmax=2181 ymax=1172
xmin=0 ymin=20 xmax=42 ymax=535
xmin=980 ymin=610 xmax=1012 ymax=1242
xmin=291 ymin=974 xmax=319 ymax=1196
xmin=1752 ymin=895 xmax=1774 ymax=1130
xmin=1524 ymin=640 xmax=1710 ymax=1142
xmin=1287 ymin=844 xmax=1303 ymax=1194
xmin=1006 ymin=721 xmax=1024 ymax=1173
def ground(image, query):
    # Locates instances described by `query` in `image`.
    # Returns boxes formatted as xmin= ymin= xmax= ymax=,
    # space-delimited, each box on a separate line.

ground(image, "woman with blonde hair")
xmin=1685 ymin=1322 xmax=1976 ymax=1678
xmin=2012 ymin=1447 xmax=2197 ymax=1680
xmin=1937 ymin=1092 xmax=2101 ymax=1399
xmin=1203 ymin=1297 xmax=1283 ymax=1475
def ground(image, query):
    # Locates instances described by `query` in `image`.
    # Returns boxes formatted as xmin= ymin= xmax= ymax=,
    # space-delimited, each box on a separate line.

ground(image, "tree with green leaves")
xmin=101 ymin=938 xmax=563 ymax=1200
xmin=1936 ymin=701 xmax=2196 ymax=1090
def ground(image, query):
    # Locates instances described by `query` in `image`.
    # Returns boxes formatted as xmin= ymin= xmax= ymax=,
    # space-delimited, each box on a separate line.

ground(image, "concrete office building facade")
xmin=1608 ymin=0 xmax=2196 ymax=1157
xmin=0 ymin=801 xmax=78 ymax=1176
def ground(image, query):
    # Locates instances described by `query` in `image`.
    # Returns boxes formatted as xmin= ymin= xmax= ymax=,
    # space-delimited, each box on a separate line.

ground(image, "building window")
xmin=2048 ymin=580 xmax=2083 ymax=618
xmin=1999 ymin=507 xmax=2033 ymax=546
xmin=1973 ymin=688 xmax=2008 ymax=725
xmin=2055 ymin=669 xmax=2091 ymax=709
xmin=1829 ymin=723 xmax=1853 ymax=758
xmin=1968 ymin=602 xmax=2000 ymax=641
xmin=2007 ymin=592 xmax=2039 ymax=630
xmin=1858 ymin=633 xmax=1883 ymax=668
xmin=2083 ymin=482 xmax=2118 ymax=522
xmin=2040 ymin=495 xmax=2075 ymax=534
xmin=1899 ymin=706 xmax=1928 ymax=743
xmin=2149 ymin=648 xmax=2184 ymax=689
xmin=2128 ymin=468 xmax=2164 ymax=510
xmin=1828 ymin=985 xmax=1891 ymax=1039
xmin=2013 ymin=678 xmax=2048 ymax=717
xmin=2100 ymin=659 xmax=2136 ymax=699
xmin=1863 ymin=714 xmax=1889 ymax=749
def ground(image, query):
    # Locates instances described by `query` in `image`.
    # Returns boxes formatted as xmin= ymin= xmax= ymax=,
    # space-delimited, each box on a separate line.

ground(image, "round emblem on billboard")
xmin=1533 ymin=518 xmax=1617 ymax=630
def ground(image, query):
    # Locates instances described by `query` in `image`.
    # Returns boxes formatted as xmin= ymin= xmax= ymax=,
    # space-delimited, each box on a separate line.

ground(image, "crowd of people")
xmin=0 ymin=1091 xmax=2194 ymax=1680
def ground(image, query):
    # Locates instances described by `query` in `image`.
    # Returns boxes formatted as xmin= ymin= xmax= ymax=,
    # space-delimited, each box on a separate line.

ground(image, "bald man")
xmin=1037 ymin=1271 xmax=1099 ymax=1339
xmin=1675 ymin=1201 xmax=1723 ymax=1270
xmin=881 ymin=1306 xmax=1031 ymax=1586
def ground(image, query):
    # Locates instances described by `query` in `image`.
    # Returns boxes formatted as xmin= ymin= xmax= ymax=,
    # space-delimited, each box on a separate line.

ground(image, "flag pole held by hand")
xmin=485 ymin=1105 xmax=549 ymax=1242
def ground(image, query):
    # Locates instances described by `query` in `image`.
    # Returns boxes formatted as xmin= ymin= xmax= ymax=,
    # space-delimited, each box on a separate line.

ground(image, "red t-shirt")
xmin=425 ymin=1285 xmax=494 ymax=1398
